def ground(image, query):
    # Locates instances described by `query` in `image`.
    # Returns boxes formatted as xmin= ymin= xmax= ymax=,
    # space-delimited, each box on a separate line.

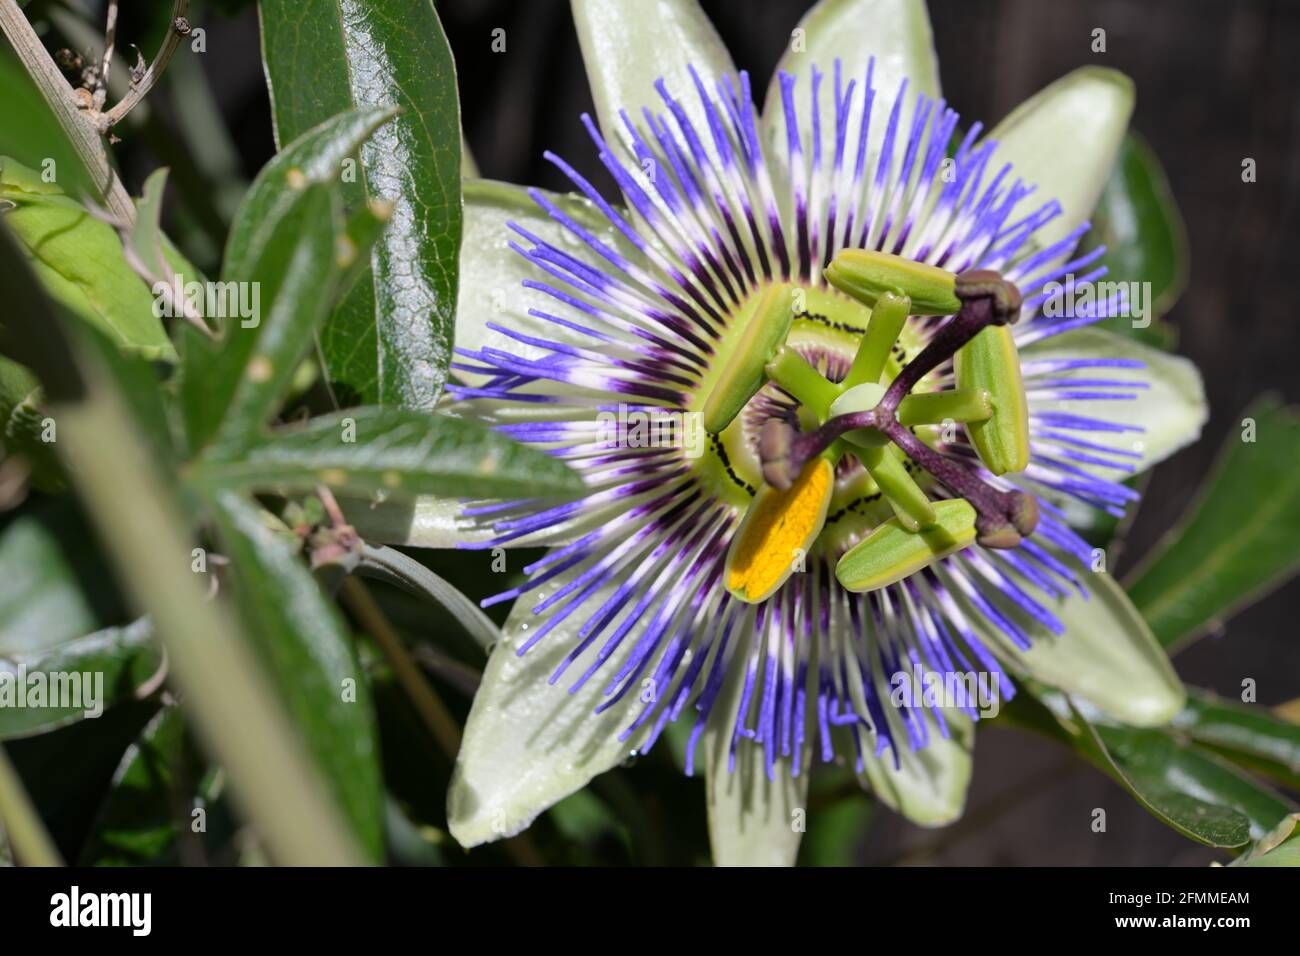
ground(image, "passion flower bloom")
xmin=375 ymin=0 xmax=1207 ymax=863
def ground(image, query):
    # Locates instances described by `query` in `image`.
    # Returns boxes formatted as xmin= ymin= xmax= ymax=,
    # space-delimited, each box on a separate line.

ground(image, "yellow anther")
xmin=725 ymin=456 xmax=834 ymax=604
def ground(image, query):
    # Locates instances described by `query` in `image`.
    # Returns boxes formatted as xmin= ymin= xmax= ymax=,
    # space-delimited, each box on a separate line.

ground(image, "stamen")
xmin=836 ymin=499 xmax=977 ymax=593
xmin=726 ymin=457 xmax=834 ymax=604
xmin=701 ymin=283 xmax=795 ymax=433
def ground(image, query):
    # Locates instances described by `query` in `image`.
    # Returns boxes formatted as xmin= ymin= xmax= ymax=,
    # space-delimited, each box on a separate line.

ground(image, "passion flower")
xmin=391 ymin=0 xmax=1207 ymax=863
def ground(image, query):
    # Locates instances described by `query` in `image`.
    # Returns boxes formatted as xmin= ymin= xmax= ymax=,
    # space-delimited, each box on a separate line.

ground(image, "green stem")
xmin=0 ymin=745 xmax=62 ymax=867
xmin=356 ymin=543 xmax=499 ymax=650
xmin=860 ymin=445 xmax=936 ymax=531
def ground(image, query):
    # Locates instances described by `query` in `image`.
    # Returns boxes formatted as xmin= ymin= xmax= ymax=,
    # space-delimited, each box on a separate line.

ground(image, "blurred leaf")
xmin=79 ymin=706 xmax=187 ymax=865
xmin=1234 ymin=813 xmax=1300 ymax=867
xmin=210 ymin=491 xmax=384 ymax=858
xmin=1077 ymin=131 xmax=1189 ymax=347
xmin=1006 ymin=691 xmax=1294 ymax=847
xmin=1126 ymin=396 xmax=1300 ymax=649
xmin=179 ymin=182 xmax=341 ymax=457
xmin=1171 ymin=691 xmax=1300 ymax=791
xmin=0 ymin=157 xmax=173 ymax=358
xmin=223 ymin=107 xmax=398 ymax=283
xmin=0 ymin=56 xmax=97 ymax=201
xmin=260 ymin=0 xmax=463 ymax=410
xmin=0 ymin=619 xmax=161 ymax=740
xmin=0 ymin=503 xmax=112 ymax=652
xmin=190 ymin=407 xmax=583 ymax=499
xmin=799 ymin=795 xmax=874 ymax=867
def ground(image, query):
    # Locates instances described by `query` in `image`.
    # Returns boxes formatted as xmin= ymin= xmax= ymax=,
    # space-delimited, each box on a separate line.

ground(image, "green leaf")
xmin=189 ymin=407 xmax=582 ymax=499
xmin=0 ymin=56 xmax=99 ymax=202
xmin=1235 ymin=813 xmax=1300 ymax=867
xmin=1006 ymin=692 xmax=1293 ymax=847
xmin=210 ymin=491 xmax=384 ymax=858
xmin=1173 ymin=691 xmax=1300 ymax=790
xmin=180 ymin=182 xmax=342 ymax=456
xmin=0 ymin=504 xmax=109 ymax=652
xmin=0 ymin=353 xmax=63 ymax=491
xmin=223 ymin=107 xmax=399 ymax=283
xmin=1076 ymin=132 xmax=1189 ymax=347
xmin=260 ymin=0 xmax=463 ymax=409
xmin=988 ymin=67 xmax=1134 ymax=252
xmin=0 ymin=619 xmax=160 ymax=740
xmin=78 ymin=707 xmax=189 ymax=865
xmin=0 ymin=157 xmax=173 ymax=358
xmin=1126 ymin=396 xmax=1300 ymax=649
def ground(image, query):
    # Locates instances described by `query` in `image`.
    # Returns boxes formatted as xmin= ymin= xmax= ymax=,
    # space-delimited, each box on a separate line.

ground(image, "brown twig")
xmin=99 ymin=1 xmax=191 ymax=131
xmin=93 ymin=0 xmax=118 ymax=111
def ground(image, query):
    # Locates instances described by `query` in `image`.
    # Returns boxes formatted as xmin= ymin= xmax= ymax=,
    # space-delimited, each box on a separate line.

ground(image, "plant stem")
xmin=0 ymin=745 xmax=63 ymax=867
xmin=0 ymin=0 xmax=134 ymax=222
xmin=340 ymin=576 xmax=463 ymax=758
xmin=357 ymin=543 xmax=500 ymax=650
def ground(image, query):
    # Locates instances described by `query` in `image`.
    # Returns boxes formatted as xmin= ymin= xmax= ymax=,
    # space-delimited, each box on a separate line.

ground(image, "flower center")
xmin=690 ymin=250 xmax=1038 ymax=603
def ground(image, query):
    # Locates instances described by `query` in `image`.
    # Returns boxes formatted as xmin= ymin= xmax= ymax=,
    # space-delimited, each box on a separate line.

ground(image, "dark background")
xmin=54 ymin=0 xmax=1300 ymax=864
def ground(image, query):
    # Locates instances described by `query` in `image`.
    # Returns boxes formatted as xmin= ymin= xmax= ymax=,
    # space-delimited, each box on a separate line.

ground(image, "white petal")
xmin=987 ymin=67 xmax=1134 ymax=253
xmin=1025 ymin=326 xmax=1207 ymax=475
xmin=455 ymin=179 xmax=631 ymax=372
xmin=761 ymin=0 xmax=941 ymax=201
xmin=571 ymin=0 xmax=737 ymax=148
xmin=978 ymin=560 xmax=1185 ymax=726
xmin=858 ymin=713 xmax=973 ymax=825
xmin=446 ymin=578 xmax=649 ymax=847
xmin=702 ymin=660 xmax=809 ymax=866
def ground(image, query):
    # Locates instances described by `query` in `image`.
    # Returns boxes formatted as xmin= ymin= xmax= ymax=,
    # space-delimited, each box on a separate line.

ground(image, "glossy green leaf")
xmin=572 ymin=0 xmax=737 ymax=151
xmin=210 ymin=491 xmax=384 ymax=858
xmin=223 ymin=107 xmax=398 ymax=284
xmin=180 ymin=182 xmax=341 ymax=457
xmin=79 ymin=707 xmax=188 ymax=865
xmin=1076 ymin=132 xmax=1189 ymax=347
xmin=1126 ymin=396 xmax=1300 ymax=649
xmin=260 ymin=0 xmax=462 ymax=409
xmin=1006 ymin=692 xmax=1293 ymax=847
xmin=1090 ymin=721 xmax=1292 ymax=846
xmin=189 ymin=406 xmax=583 ymax=499
xmin=762 ymin=0 xmax=940 ymax=206
xmin=988 ymin=67 xmax=1134 ymax=253
xmin=1022 ymin=326 xmax=1206 ymax=477
xmin=0 ymin=157 xmax=172 ymax=358
xmin=0 ymin=619 xmax=161 ymax=740
xmin=1172 ymin=691 xmax=1300 ymax=790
